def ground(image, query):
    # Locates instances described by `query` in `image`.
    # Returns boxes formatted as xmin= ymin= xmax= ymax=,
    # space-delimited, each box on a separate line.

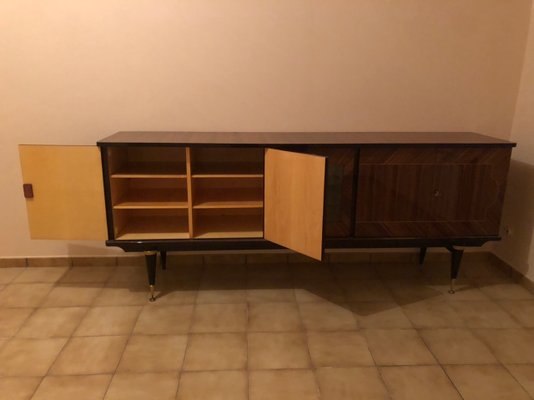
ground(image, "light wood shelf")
xmin=193 ymin=215 xmax=263 ymax=238
xmin=193 ymin=188 xmax=263 ymax=209
xmin=113 ymin=189 xmax=188 ymax=209
xmin=111 ymin=162 xmax=186 ymax=179
xmin=116 ymin=216 xmax=189 ymax=240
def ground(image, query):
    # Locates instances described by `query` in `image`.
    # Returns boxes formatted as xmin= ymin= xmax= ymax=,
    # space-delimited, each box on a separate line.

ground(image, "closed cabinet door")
xmin=19 ymin=145 xmax=107 ymax=240
xmin=264 ymin=148 xmax=327 ymax=260
xmin=355 ymin=147 xmax=511 ymax=238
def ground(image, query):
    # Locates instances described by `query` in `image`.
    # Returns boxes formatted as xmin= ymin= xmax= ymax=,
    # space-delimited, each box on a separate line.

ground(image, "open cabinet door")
xmin=19 ymin=145 xmax=107 ymax=240
xmin=264 ymin=148 xmax=326 ymax=260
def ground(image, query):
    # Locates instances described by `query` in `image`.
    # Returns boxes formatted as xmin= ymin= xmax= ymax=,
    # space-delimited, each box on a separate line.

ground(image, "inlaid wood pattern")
xmin=355 ymin=147 xmax=512 ymax=238
xmin=312 ymin=147 xmax=356 ymax=237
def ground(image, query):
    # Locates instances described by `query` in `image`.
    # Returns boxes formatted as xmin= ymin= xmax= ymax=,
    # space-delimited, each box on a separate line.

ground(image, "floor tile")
xmin=505 ymin=365 xmax=534 ymax=398
xmin=449 ymin=300 xmax=520 ymax=328
xmin=401 ymin=298 xmax=464 ymax=328
xmin=340 ymin=280 xmax=395 ymax=302
xmin=0 ymin=268 xmax=23 ymax=284
xmin=59 ymin=266 xmax=115 ymax=284
xmin=247 ymin=262 xmax=290 ymax=278
xmin=134 ymin=305 xmax=193 ymax=335
xmin=118 ymin=335 xmax=187 ymax=373
xmin=419 ymin=328 xmax=497 ymax=364
xmin=249 ymin=370 xmax=319 ymax=400
xmin=299 ymin=302 xmax=357 ymax=331
xmin=246 ymin=253 xmax=288 ymax=265
xmin=191 ymin=304 xmax=247 ymax=333
xmin=246 ymin=276 xmax=295 ymax=303
xmin=104 ymin=372 xmax=178 ymax=400
xmin=108 ymin=266 xmax=146 ymax=284
xmin=248 ymin=303 xmax=302 ymax=332
xmin=116 ymin=256 xmax=145 ymax=267
xmin=478 ymin=282 xmax=534 ymax=300
xmin=50 ymin=336 xmax=128 ymax=375
xmin=177 ymin=370 xmax=247 ymax=400
xmin=328 ymin=252 xmax=371 ymax=264
xmin=42 ymin=284 xmax=103 ymax=307
xmin=248 ymin=332 xmax=311 ymax=369
xmin=0 ymin=308 xmax=34 ymax=337
xmin=364 ymin=329 xmax=436 ymax=365
xmin=385 ymin=279 xmax=443 ymax=304
xmin=202 ymin=262 xmax=246 ymax=279
xmin=473 ymin=329 xmax=534 ymax=363
xmin=427 ymin=279 xmax=489 ymax=301
xmin=183 ymin=333 xmax=246 ymax=371
xmin=307 ymin=331 xmax=374 ymax=367
xmin=351 ymin=302 xmax=412 ymax=329
xmin=0 ymin=338 xmax=67 ymax=376
xmin=330 ymin=263 xmax=377 ymax=279
xmin=197 ymin=279 xmax=247 ymax=304
xmin=0 ymin=377 xmax=41 ymax=400
xmin=446 ymin=365 xmax=531 ymax=400
xmin=93 ymin=284 xmax=152 ymax=306
xmin=74 ymin=306 xmax=141 ymax=336
xmin=375 ymin=263 xmax=424 ymax=279
xmin=17 ymin=307 xmax=87 ymax=338
xmin=294 ymin=280 xmax=345 ymax=303
xmin=315 ymin=367 xmax=389 ymax=400
xmin=154 ymin=282 xmax=197 ymax=305
xmin=32 ymin=374 xmax=112 ymax=400
xmin=292 ymin=263 xmax=334 ymax=282
xmin=380 ymin=366 xmax=461 ymax=400
xmin=0 ymin=284 xmax=53 ymax=307
xmin=497 ymin=300 xmax=534 ymax=327
xmin=13 ymin=267 xmax=68 ymax=283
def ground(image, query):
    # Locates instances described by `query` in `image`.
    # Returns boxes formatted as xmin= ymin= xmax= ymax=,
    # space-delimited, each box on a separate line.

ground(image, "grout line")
xmin=101 ymin=300 xmax=144 ymax=399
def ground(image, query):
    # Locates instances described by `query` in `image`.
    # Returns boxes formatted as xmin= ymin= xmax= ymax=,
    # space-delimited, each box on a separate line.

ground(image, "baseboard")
xmin=0 ymin=249 xmax=496 ymax=268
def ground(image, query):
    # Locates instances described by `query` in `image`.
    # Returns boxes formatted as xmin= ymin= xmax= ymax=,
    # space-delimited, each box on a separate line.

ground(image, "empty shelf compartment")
xmin=113 ymin=189 xmax=188 ymax=209
xmin=193 ymin=209 xmax=263 ymax=239
xmin=108 ymin=146 xmax=187 ymax=178
xmin=193 ymin=187 xmax=263 ymax=209
xmin=114 ymin=209 xmax=189 ymax=240
xmin=192 ymin=147 xmax=263 ymax=177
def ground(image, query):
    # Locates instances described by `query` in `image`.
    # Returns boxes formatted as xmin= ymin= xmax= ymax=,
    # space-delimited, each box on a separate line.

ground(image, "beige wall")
xmin=495 ymin=1 xmax=534 ymax=279
xmin=0 ymin=0 xmax=531 ymax=257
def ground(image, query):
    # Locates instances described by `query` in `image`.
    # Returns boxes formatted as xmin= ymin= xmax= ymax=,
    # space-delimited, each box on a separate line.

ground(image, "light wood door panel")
xmin=19 ymin=145 xmax=107 ymax=240
xmin=264 ymin=148 xmax=326 ymax=260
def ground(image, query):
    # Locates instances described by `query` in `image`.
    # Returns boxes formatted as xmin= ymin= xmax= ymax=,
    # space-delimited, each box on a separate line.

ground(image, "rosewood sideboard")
xmin=19 ymin=132 xmax=515 ymax=301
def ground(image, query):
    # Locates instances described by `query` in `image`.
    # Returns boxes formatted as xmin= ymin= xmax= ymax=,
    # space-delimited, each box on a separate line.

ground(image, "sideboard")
xmin=19 ymin=132 xmax=515 ymax=301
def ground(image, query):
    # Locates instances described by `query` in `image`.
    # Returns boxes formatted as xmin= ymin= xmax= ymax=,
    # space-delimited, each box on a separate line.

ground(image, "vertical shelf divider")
xmin=185 ymin=147 xmax=195 ymax=238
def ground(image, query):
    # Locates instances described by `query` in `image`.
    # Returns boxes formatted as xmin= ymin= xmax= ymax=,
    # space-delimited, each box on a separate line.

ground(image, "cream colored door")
xmin=19 ymin=145 xmax=107 ymax=240
xmin=264 ymin=148 xmax=326 ymax=260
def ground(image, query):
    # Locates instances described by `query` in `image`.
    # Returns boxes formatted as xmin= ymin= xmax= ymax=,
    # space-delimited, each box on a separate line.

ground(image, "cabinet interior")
xmin=107 ymin=146 xmax=264 ymax=240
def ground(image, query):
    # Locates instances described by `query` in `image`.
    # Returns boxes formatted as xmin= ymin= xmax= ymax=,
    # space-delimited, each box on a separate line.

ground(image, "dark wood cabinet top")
xmin=98 ymin=131 xmax=515 ymax=146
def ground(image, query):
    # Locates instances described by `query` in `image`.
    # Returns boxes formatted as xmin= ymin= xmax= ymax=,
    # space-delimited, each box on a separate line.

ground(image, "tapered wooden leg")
xmin=145 ymin=251 xmax=157 ymax=302
xmin=447 ymin=246 xmax=464 ymax=294
xmin=419 ymin=247 xmax=427 ymax=266
xmin=161 ymin=251 xmax=167 ymax=270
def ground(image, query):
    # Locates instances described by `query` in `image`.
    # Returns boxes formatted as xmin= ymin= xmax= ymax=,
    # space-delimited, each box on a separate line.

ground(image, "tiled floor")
xmin=0 ymin=256 xmax=534 ymax=399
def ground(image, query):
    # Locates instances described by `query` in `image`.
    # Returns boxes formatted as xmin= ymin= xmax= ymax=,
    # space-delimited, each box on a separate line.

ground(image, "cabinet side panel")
xmin=19 ymin=145 xmax=107 ymax=240
xmin=264 ymin=148 xmax=326 ymax=260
